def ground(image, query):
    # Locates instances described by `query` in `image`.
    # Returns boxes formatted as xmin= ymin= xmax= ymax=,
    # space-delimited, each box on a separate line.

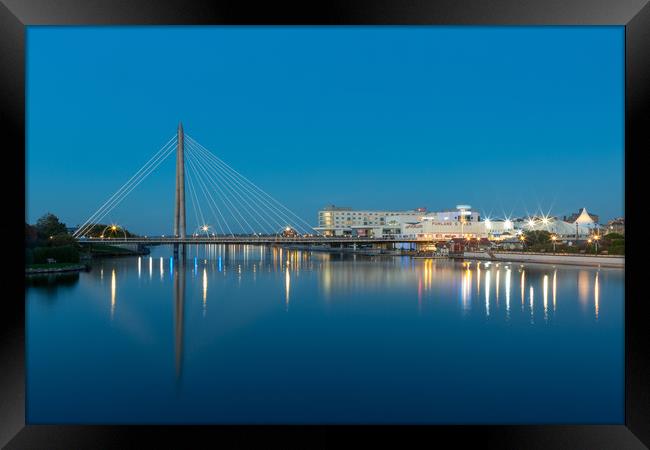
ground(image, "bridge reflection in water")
xmin=173 ymin=252 xmax=186 ymax=381
xmin=102 ymin=245 xmax=609 ymax=381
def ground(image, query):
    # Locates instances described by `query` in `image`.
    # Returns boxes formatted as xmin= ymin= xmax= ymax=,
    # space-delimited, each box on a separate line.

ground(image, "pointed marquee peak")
xmin=575 ymin=207 xmax=594 ymax=224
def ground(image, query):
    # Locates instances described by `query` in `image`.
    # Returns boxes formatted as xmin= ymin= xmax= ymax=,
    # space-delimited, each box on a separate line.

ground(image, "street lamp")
xmin=593 ymin=234 xmax=601 ymax=253
xmin=551 ymin=234 xmax=557 ymax=253
xmin=519 ymin=234 xmax=526 ymax=251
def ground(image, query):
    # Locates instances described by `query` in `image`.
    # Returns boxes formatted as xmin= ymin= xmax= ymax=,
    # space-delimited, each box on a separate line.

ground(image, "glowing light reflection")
xmin=543 ymin=274 xmax=549 ymax=322
xmin=485 ymin=270 xmax=491 ymax=317
xmin=529 ymin=285 xmax=534 ymax=323
xmin=285 ymin=265 xmax=291 ymax=310
xmin=202 ymin=268 xmax=208 ymax=317
xmin=110 ymin=269 xmax=116 ymax=319
xmin=553 ymin=269 xmax=557 ymax=312
xmin=520 ymin=269 xmax=526 ymax=311
xmin=595 ymin=271 xmax=600 ymax=320
xmin=505 ymin=268 xmax=511 ymax=319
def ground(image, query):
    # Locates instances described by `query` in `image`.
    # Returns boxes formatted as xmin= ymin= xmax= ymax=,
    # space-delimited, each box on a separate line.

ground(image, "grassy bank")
xmin=26 ymin=262 xmax=88 ymax=274
xmin=27 ymin=262 xmax=85 ymax=269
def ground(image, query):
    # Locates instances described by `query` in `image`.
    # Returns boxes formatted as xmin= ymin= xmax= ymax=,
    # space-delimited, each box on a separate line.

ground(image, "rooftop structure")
xmin=316 ymin=206 xmax=425 ymax=237
xmin=564 ymin=207 xmax=599 ymax=225
xmin=606 ymin=217 xmax=625 ymax=235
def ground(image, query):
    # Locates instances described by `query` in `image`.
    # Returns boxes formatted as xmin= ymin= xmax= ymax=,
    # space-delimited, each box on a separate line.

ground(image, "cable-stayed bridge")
xmin=72 ymin=123 xmax=417 ymax=250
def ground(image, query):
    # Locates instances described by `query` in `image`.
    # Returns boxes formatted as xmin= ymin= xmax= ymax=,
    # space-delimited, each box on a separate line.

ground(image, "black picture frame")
xmin=2 ymin=1 xmax=648 ymax=448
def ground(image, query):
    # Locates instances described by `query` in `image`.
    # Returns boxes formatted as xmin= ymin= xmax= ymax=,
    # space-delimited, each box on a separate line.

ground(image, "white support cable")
xmin=186 ymin=145 xmax=255 ymax=235
xmin=186 ymin=138 xmax=300 ymax=232
xmin=189 ymin=139 xmax=309 ymax=234
xmin=187 ymin=133 xmax=314 ymax=232
xmin=76 ymin=143 xmax=176 ymax=236
xmin=184 ymin=161 xmax=205 ymax=235
xmin=186 ymin=145 xmax=244 ymax=235
xmin=75 ymin=136 xmax=176 ymax=237
xmin=187 ymin=158 xmax=224 ymax=236
xmin=185 ymin=146 xmax=232 ymax=236
xmin=184 ymin=146 xmax=234 ymax=236
xmin=185 ymin=140 xmax=276 ymax=234
xmin=186 ymin=140 xmax=302 ymax=235
xmin=185 ymin=139 xmax=294 ymax=234
xmin=201 ymin=150 xmax=308 ymax=234
xmin=186 ymin=138 xmax=313 ymax=234
xmin=188 ymin=143 xmax=269 ymax=233
xmin=186 ymin=160 xmax=208 ymax=232
xmin=186 ymin=134 xmax=317 ymax=234
xmin=81 ymin=144 xmax=176 ymax=235
xmin=74 ymin=135 xmax=176 ymax=237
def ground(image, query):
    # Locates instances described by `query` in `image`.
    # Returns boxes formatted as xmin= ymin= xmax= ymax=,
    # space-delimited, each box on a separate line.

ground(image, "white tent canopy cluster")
xmin=522 ymin=208 xmax=597 ymax=237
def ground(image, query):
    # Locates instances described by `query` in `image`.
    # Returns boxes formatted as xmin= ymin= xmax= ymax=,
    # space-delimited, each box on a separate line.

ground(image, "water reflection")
xmin=578 ymin=270 xmax=590 ymax=306
xmin=505 ymin=268 xmax=511 ymax=320
xmin=529 ymin=286 xmax=535 ymax=324
xmin=495 ymin=266 xmax=500 ymax=306
xmin=285 ymin=264 xmax=291 ymax=310
xmin=27 ymin=246 xmax=625 ymax=425
xmin=111 ymin=269 xmax=116 ymax=319
xmin=553 ymin=269 xmax=557 ymax=312
xmin=461 ymin=263 xmax=471 ymax=314
xmin=485 ymin=270 xmax=491 ymax=317
xmin=520 ymin=268 xmax=525 ymax=311
xmin=25 ymin=272 xmax=80 ymax=299
xmin=595 ymin=270 xmax=600 ymax=320
xmin=82 ymin=248 xmax=618 ymax=387
xmin=173 ymin=254 xmax=186 ymax=381
xmin=543 ymin=274 xmax=548 ymax=322
xmin=202 ymin=267 xmax=207 ymax=317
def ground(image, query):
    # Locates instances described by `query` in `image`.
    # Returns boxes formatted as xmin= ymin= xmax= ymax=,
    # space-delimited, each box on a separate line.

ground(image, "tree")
xmin=25 ymin=222 xmax=38 ymax=248
xmin=35 ymin=213 xmax=67 ymax=241
xmin=523 ymin=230 xmax=551 ymax=246
xmin=50 ymin=232 xmax=78 ymax=247
xmin=79 ymin=223 xmax=137 ymax=238
xmin=603 ymin=232 xmax=624 ymax=242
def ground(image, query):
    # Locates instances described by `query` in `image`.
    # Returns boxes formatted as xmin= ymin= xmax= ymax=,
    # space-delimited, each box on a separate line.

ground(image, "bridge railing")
xmin=76 ymin=235 xmax=421 ymax=243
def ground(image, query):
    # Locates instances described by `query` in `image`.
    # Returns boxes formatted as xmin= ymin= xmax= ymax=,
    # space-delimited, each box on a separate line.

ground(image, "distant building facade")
xmin=605 ymin=217 xmax=624 ymax=235
xmin=315 ymin=205 xmax=425 ymax=237
xmin=315 ymin=204 xmax=603 ymax=240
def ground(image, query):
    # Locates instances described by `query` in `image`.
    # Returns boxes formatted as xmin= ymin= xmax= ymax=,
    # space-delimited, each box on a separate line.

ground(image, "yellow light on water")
xmin=111 ymin=269 xmax=116 ymax=318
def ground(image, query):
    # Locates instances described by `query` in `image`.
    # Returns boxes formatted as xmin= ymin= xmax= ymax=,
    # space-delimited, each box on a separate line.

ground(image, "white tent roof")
xmin=574 ymin=208 xmax=595 ymax=224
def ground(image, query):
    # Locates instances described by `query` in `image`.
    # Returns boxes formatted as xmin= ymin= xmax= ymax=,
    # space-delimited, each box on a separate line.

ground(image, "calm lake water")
xmin=26 ymin=245 xmax=624 ymax=424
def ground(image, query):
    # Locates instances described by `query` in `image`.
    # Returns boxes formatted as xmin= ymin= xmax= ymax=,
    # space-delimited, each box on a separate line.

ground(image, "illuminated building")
xmin=315 ymin=205 xmax=425 ymax=237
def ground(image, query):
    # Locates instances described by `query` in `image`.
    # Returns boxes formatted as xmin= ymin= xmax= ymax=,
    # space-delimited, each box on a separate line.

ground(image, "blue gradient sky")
xmin=27 ymin=26 xmax=624 ymax=235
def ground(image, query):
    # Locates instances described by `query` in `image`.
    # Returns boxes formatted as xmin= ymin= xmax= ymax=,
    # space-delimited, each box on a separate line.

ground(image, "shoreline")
xmin=461 ymin=251 xmax=624 ymax=268
xmin=25 ymin=263 xmax=88 ymax=274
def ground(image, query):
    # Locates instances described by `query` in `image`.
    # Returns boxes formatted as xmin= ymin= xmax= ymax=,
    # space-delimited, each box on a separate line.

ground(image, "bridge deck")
xmin=77 ymin=237 xmax=423 ymax=245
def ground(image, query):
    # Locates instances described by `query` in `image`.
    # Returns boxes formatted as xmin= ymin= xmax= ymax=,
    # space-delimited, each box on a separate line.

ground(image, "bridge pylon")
xmin=174 ymin=122 xmax=186 ymax=240
xmin=174 ymin=123 xmax=186 ymax=257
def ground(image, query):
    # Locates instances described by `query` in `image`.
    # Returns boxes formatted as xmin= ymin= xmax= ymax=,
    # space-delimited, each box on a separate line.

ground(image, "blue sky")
xmin=27 ymin=26 xmax=624 ymax=235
